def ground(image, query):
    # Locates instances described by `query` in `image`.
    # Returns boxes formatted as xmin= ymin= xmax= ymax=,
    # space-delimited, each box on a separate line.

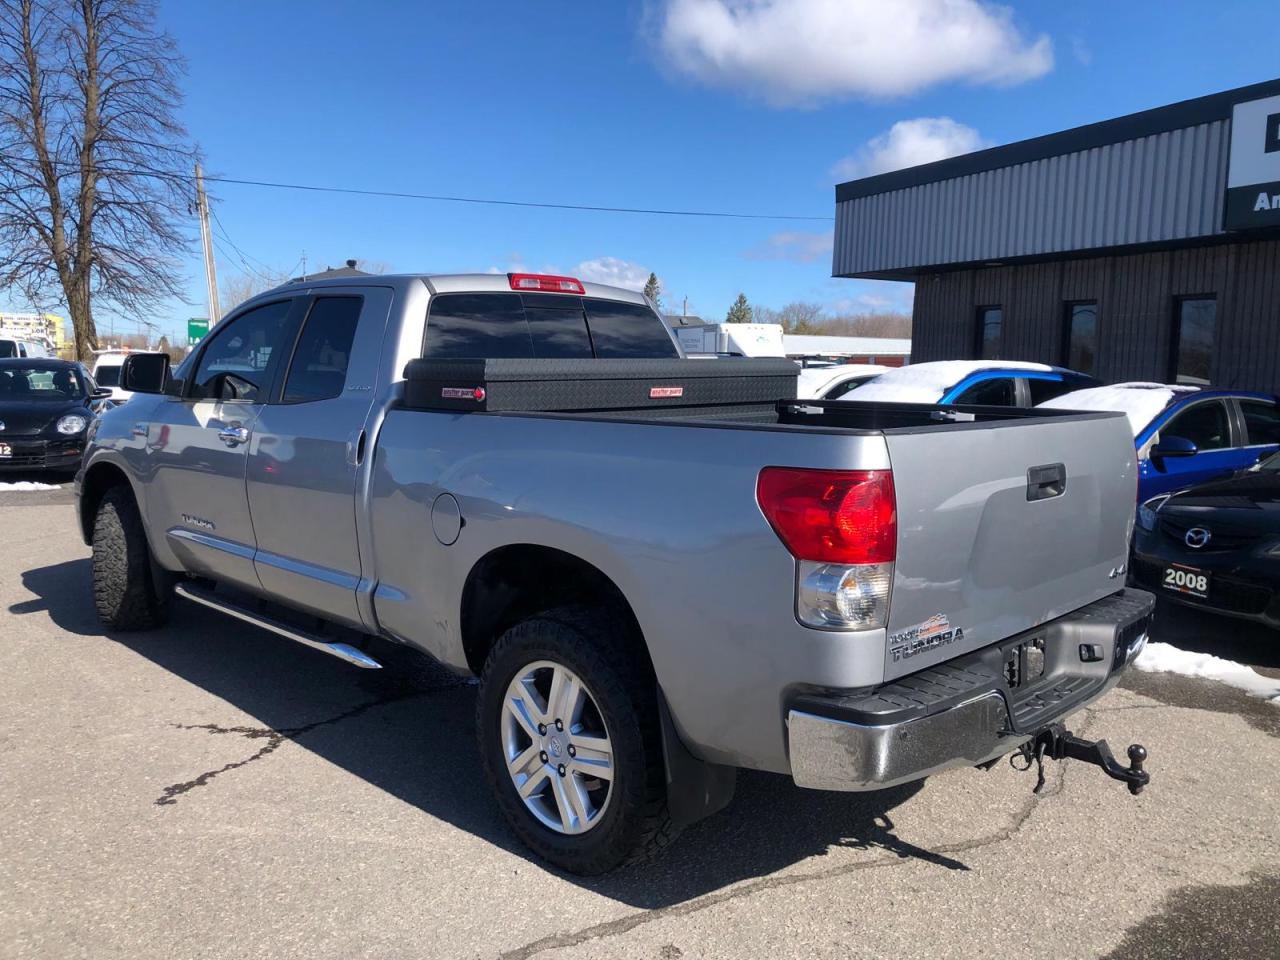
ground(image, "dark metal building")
xmin=832 ymin=78 xmax=1280 ymax=390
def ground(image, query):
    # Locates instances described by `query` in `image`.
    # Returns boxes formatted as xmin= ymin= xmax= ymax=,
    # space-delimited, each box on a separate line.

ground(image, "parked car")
xmin=78 ymin=272 xmax=1153 ymax=874
xmin=842 ymin=360 xmax=1099 ymax=407
xmin=0 ymin=358 xmax=111 ymax=475
xmin=92 ymin=350 xmax=164 ymax=403
xmin=1038 ymin=383 xmax=1280 ymax=500
xmin=1132 ymin=451 xmax=1280 ymax=628
xmin=0 ymin=336 xmax=52 ymax=359
xmin=796 ymin=363 xmax=888 ymax=400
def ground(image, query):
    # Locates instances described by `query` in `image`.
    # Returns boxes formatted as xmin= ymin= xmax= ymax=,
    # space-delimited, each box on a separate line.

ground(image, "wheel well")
xmin=78 ymin=462 xmax=133 ymax=543
xmin=460 ymin=545 xmax=647 ymax=675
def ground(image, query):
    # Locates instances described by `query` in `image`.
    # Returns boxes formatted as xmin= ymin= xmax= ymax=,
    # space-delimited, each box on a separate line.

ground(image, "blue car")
xmin=845 ymin=360 xmax=1100 ymax=407
xmin=1040 ymin=383 xmax=1280 ymax=501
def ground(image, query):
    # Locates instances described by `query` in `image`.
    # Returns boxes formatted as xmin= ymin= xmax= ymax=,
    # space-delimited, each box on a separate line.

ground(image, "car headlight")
xmin=56 ymin=414 xmax=89 ymax=435
xmin=1137 ymin=495 xmax=1169 ymax=532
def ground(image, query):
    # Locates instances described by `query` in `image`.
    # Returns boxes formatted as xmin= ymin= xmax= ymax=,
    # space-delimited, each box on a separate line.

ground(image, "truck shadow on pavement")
xmin=15 ymin=558 xmax=961 ymax=908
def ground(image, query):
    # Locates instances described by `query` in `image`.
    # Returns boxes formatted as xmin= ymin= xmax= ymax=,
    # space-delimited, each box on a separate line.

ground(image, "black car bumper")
xmin=0 ymin=437 xmax=84 ymax=472
xmin=1132 ymin=527 xmax=1280 ymax=628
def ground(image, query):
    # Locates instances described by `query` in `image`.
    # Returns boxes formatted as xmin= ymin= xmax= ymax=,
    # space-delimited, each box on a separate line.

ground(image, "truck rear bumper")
xmin=786 ymin=589 xmax=1155 ymax=791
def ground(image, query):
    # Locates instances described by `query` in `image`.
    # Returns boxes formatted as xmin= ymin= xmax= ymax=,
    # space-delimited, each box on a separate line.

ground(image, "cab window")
xmin=1162 ymin=401 xmax=1230 ymax=451
xmin=282 ymin=297 xmax=362 ymax=403
xmin=191 ymin=300 xmax=293 ymax=401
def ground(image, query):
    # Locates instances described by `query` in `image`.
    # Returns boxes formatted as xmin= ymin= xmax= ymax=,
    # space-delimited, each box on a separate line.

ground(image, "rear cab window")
xmin=583 ymin=299 xmax=678 ymax=358
xmin=424 ymin=292 xmax=676 ymax=360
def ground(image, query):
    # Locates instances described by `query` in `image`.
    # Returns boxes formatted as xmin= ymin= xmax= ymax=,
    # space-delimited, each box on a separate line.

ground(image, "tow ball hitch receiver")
xmin=1012 ymin=723 xmax=1149 ymax=796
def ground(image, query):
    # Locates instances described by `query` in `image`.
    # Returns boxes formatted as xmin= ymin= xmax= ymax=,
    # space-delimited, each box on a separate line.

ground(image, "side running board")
xmin=173 ymin=582 xmax=382 ymax=669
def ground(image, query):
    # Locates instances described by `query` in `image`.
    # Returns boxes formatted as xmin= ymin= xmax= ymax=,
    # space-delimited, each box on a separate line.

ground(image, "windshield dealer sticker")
xmin=888 ymin=613 xmax=964 ymax=663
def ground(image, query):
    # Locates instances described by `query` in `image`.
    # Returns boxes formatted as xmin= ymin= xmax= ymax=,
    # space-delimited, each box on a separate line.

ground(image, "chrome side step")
xmin=174 ymin=583 xmax=382 ymax=669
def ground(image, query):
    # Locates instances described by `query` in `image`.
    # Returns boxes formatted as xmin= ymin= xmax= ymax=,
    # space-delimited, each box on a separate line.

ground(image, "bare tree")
xmin=823 ymin=312 xmax=912 ymax=338
xmin=353 ymin=258 xmax=391 ymax=275
xmin=219 ymin=270 xmax=280 ymax=316
xmin=775 ymin=302 xmax=825 ymax=334
xmin=0 ymin=0 xmax=195 ymax=360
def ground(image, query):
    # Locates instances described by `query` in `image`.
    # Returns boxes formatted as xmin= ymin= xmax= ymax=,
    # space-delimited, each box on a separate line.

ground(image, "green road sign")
xmin=188 ymin=317 xmax=210 ymax=346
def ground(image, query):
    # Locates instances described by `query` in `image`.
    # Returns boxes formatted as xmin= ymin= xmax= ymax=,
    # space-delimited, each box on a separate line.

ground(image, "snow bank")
xmin=1038 ymin=382 xmax=1199 ymax=436
xmin=1134 ymin=642 xmax=1280 ymax=704
xmin=0 ymin=481 xmax=62 ymax=491
xmin=843 ymin=360 xmax=1053 ymax=404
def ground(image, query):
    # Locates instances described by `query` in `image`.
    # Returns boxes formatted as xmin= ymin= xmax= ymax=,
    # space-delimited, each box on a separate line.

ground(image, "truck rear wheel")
xmin=92 ymin=486 xmax=171 ymax=630
xmin=476 ymin=606 xmax=674 ymax=874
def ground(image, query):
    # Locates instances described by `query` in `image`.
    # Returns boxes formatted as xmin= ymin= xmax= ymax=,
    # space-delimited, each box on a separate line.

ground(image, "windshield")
xmin=94 ymin=364 xmax=122 ymax=387
xmin=0 ymin=365 xmax=84 ymax=400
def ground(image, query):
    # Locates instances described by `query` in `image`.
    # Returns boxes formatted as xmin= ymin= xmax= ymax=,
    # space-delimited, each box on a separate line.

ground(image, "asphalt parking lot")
xmin=2 ymin=480 xmax=1278 ymax=960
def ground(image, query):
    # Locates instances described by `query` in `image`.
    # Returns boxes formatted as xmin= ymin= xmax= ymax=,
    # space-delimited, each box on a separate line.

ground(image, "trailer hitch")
xmin=1011 ymin=722 xmax=1149 ymax=796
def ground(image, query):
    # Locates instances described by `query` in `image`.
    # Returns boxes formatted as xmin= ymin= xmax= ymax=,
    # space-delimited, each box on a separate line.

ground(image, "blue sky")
xmin=25 ymin=1 xmax=1280 ymax=340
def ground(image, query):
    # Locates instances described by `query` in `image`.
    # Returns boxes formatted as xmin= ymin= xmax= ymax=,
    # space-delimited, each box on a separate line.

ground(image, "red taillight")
xmin=756 ymin=467 xmax=896 ymax=564
xmin=508 ymin=273 xmax=586 ymax=295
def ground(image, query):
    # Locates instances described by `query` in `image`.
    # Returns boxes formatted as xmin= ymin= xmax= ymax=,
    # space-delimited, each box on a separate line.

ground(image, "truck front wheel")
xmin=92 ymin=486 xmax=171 ymax=630
xmin=476 ymin=606 xmax=674 ymax=874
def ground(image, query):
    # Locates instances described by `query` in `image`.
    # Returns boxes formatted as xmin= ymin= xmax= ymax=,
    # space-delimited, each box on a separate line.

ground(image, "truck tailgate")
xmin=882 ymin=411 xmax=1135 ymax=681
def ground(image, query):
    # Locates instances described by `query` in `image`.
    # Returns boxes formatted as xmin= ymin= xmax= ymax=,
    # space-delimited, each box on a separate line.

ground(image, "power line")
xmin=209 ymin=208 xmax=283 ymax=283
xmin=0 ymin=150 xmax=833 ymax=222
xmin=196 ymin=172 xmax=834 ymax=222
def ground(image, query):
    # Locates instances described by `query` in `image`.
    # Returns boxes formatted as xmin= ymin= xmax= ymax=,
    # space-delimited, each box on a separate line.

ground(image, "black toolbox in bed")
xmin=402 ymin=357 xmax=798 ymax=414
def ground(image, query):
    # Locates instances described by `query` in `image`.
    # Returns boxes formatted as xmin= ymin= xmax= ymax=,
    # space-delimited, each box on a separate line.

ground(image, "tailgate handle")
xmin=1027 ymin=463 xmax=1066 ymax=501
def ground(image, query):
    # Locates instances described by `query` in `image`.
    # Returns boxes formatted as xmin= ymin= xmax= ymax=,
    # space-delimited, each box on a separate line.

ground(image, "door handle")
xmin=1026 ymin=463 xmax=1066 ymax=501
xmin=218 ymin=424 xmax=250 ymax=447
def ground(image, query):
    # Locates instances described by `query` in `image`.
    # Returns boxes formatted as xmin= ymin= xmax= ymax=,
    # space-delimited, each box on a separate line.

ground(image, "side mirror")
xmin=91 ymin=387 xmax=113 ymax=399
xmin=120 ymin=353 xmax=171 ymax=395
xmin=1150 ymin=435 xmax=1198 ymax=472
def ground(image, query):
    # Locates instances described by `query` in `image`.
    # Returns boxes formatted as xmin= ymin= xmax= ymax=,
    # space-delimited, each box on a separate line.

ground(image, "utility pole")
xmin=195 ymin=161 xmax=222 ymax=325
xmin=682 ymin=296 xmax=687 ymax=318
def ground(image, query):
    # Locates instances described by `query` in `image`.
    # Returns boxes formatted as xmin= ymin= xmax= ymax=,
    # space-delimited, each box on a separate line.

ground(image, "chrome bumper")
xmin=787 ymin=589 xmax=1154 ymax=792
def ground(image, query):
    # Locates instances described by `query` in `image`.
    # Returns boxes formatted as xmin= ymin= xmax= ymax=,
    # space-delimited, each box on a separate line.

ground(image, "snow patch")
xmin=0 ymin=481 xmax=62 ymax=491
xmin=1134 ymin=642 xmax=1280 ymax=705
xmin=843 ymin=360 xmax=1053 ymax=404
xmin=1038 ymin=382 xmax=1200 ymax=436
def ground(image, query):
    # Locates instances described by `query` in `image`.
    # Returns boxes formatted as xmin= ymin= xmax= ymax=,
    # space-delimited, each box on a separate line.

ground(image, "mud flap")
xmin=658 ymin=689 xmax=736 ymax=828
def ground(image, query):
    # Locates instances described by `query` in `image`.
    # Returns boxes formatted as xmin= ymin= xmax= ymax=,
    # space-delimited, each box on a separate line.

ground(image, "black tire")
xmin=92 ymin=486 xmax=171 ymax=630
xmin=476 ymin=605 xmax=676 ymax=874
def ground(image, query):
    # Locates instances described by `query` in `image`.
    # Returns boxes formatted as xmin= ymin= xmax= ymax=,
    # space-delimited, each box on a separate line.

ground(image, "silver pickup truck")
xmin=78 ymin=272 xmax=1155 ymax=874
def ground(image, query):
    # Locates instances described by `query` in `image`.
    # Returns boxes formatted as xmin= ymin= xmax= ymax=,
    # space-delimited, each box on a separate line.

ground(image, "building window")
xmin=1062 ymin=301 xmax=1098 ymax=375
xmin=1172 ymin=297 xmax=1216 ymax=385
xmin=975 ymin=306 xmax=1002 ymax=360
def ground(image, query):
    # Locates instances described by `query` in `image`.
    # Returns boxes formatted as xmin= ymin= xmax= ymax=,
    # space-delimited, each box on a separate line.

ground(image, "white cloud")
xmin=574 ymin=256 xmax=653 ymax=291
xmin=832 ymin=117 xmax=988 ymax=181
xmin=655 ymin=0 xmax=1053 ymax=106
xmin=744 ymin=230 xmax=833 ymax=263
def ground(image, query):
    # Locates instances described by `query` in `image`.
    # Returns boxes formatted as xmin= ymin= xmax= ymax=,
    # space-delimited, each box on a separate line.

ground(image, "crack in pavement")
xmin=499 ymin=717 xmax=1089 ymax=960
xmin=154 ymin=692 xmax=423 ymax=806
